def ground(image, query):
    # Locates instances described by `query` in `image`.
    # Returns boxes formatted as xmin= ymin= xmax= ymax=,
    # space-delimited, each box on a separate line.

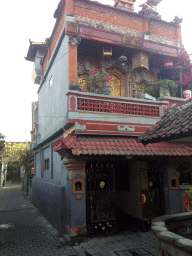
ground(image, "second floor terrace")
xmin=67 ymin=90 xmax=185 ymax=136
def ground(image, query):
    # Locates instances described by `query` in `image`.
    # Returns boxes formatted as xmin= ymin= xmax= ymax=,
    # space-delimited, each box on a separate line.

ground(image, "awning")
xmin=52 ymin=134 xmax=192 ymax=157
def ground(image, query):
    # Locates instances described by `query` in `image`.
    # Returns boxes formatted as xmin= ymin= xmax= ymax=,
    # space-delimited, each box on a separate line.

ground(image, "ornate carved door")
xmin=107 ymin=68 xmax=125 ymax=97
xmin=86 ymin=161 xmax=117 ymax=237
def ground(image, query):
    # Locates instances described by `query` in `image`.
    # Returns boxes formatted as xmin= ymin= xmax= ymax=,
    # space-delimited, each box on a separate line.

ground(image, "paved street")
xmin=0 ymin=182 xmax=158 ymax=256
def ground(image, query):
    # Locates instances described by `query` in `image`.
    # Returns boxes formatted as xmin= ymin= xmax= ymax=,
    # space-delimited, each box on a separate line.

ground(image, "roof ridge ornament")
xmin=114 ymin=0 xmax=136 ymax=12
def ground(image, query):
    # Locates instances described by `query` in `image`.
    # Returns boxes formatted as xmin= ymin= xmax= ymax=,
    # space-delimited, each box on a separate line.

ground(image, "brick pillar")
xmin=65 ymin=0 xmax=74 ymax=14
xmin=143 ymin=18 xmax=149 ymax=34
xmin=63 ymin=157 xmax=87 ymax=238
xmin=176 ymin=26 xmax=182 ymax=42
xmin=68 ymin=36 xmax=81 ymax=87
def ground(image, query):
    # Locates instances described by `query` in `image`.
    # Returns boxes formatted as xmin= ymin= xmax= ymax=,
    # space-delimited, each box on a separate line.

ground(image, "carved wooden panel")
xmin=107 ymin=69 xmax=125 ymax=97
xmin=78 ymin=74 xmax=88 ymax=90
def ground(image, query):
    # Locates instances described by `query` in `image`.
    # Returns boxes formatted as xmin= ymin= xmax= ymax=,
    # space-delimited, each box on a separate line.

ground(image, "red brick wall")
xmin=74 ymin=0 xmax=179 ymax=42
xmin=42 ymin=4 xmax=66 ymax=74
xmin=150 ymin=20 xmax=177 ymax=41
xmin=74 ymin=1 xmax=143 ymax=33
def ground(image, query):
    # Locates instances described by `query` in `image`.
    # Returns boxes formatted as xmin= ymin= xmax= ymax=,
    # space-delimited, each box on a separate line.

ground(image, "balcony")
xmin=66 ymin=91 xmax=185 ymax=136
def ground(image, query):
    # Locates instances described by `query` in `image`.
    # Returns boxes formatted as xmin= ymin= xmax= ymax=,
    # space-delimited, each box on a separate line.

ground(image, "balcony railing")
xmin=67 ymin=91 xmax=172 ymax=117
xmin=77 ymin=97 xmax=160 ymax=117
xmin=66 ymin=91 xmax=186 ymax=136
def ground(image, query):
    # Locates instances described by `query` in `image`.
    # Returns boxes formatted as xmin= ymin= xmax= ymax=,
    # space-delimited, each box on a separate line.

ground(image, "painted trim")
xmin=68 ymin=112 xmax=161 ymax=125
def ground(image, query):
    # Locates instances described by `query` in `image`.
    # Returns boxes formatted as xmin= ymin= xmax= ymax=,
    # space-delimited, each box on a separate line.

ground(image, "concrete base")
xmin=152 ymin=212 xmax=192 ymax=256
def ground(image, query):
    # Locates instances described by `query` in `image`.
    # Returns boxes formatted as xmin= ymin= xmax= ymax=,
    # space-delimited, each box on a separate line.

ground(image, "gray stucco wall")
xmin=31 ymin=177 xmax=65 ymax=236
xmin=38 ymin=35 xmax=69 ymax=143
xmin=34 ymin=135 xmax=64 ymax=181
xmin=35 ymin=151 xmax=41 ymax=178
xmin=67 ymin=176 xmax=86 ymax=229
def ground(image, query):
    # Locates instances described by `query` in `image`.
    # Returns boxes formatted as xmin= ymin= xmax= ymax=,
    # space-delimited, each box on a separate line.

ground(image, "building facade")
xmin=26 ymin=0 xmax=192 ymax=239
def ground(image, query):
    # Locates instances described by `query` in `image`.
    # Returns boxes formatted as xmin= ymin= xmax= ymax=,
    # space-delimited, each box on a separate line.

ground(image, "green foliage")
xmin=5 ymin=143 xmax=33 ymax=170
xmin=186 ymin=187 xmax=192 ymax=194
xmin=146 ymin=79 xmax=178 ymax=97
xmin=0 ymin=133 xmax=5 ymax=150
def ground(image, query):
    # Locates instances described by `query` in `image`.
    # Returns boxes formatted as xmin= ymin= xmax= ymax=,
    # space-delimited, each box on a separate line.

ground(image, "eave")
xmin=25 ymin=39 xmax=47 ymax=62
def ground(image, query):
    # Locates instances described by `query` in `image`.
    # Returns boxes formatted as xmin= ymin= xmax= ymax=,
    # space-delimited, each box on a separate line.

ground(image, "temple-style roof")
xmin=52 ymin=133 xmax=192 ymax=156
xmin=138 ymin=98 xmax=192 ymax=145
xmin=25 ymin=39 xmax=47 ymax=62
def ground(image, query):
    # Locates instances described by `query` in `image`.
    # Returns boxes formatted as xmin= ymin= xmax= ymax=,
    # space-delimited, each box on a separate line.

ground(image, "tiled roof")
xmin=138 ymin=98 xmax=192 ymax=145
xmin=52 ymin=134 xmax=192 ymax=156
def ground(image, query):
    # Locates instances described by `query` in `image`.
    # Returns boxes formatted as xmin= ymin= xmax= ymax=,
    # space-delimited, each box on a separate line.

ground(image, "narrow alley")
xmin=0 ymin=183 xmax=158 ymax=256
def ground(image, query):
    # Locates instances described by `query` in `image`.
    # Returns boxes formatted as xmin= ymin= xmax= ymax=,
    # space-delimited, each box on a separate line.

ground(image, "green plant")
xmin=0 ymin=133 xmax=5 ymax=150
xmin=147 ymin=79 xmax=178 ymax=97
xmin=186 ymin=187 xmax=192 ymax=194
xmin=87 ymin=70 xmax=111 ymax=93
xmin=136 ymin=83 xmax=148 ymax=94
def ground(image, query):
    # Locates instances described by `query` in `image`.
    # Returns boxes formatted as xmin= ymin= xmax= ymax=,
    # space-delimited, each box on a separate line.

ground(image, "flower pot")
xmin=69 ymin=84 xmax=81 ymax=91
xmin=100 ymin=86 xmax=111 ymax=95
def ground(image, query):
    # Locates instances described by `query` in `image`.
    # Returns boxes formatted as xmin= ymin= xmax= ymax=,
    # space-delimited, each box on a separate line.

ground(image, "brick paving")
xmin=0 ymin=182 xmax=158 ymax=256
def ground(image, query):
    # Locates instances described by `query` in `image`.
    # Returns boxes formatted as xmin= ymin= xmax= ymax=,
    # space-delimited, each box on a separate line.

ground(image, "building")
xmin=138 ymin=98 xmax=192 ymax=145
xmin=138 ymin=98 xmax=192 ymax=212
xmin=25 ymin=0 xmax=192 ymax=239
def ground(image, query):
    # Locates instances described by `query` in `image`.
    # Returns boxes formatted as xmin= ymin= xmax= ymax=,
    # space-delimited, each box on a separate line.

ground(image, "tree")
xmin=5 ymin=142 xmax=33 ymax=172
xmin=0 ymin=133 xmax=5 ymax=150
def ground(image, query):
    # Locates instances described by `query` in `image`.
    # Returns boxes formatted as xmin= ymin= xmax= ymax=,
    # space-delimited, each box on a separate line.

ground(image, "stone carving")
xmin=101 ymin=57 xmax=129 ymax=73
xmin=75 ymin=122 xmax=86 ymax=131
xmin=78 ymin=60 xmax=97 ymax=75
xmin=118 ymin=125 xmax=135 ymax=132
xmin=132 ymin=70 xmax=155 ymax=97
xmin=139 ymin=4 xmax=161 ymax=20
xmin=172 ymin=16 xmax=183 ymax=25
xmin=69 ymin=36 xmax=81 ymax=46
xmin=101 ymin=58 xmax=117 ymax=73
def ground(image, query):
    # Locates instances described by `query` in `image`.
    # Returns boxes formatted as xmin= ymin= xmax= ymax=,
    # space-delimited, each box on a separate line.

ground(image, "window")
xmin=44 ymin=158 xmax=49 ymax=170
xmin=49 ymin=76 xmax=53 ymax=88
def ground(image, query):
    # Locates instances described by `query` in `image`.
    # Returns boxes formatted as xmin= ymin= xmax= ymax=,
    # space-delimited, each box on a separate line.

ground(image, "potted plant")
xmin=87 ymin=70 xmax=112 ymax=94
xmin=147 ymin=79 xmax=178 ymax=98
xmin=100 ymin=75 xmax=112 ymax=95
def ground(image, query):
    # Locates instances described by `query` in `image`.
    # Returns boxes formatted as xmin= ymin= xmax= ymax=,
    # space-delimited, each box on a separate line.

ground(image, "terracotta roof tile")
xmin=138 ymin=98 xmax=192 ymax=145
xmin=52 ymin=134 xmax=192 ymax=156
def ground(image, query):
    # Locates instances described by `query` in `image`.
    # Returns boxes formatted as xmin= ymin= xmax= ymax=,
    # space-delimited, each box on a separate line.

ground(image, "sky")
xmin=0 ymin=0 xmax=191 ymax=142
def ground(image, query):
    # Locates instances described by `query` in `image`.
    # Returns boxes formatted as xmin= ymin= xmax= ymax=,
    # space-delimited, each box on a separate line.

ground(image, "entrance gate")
xmin=86 ymin=161 xmax=117 ymax=237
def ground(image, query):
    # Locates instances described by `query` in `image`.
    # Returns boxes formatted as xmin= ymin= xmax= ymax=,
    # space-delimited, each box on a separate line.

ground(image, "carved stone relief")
xmin=69 ymin=36 xmax=81 ymax=46
xmin=100 ymin=57 xmax=129 ymax=73
xmin=132 ymin=69 xmax=155 ymax=97
xmin=78 ymin=60 xmax=97 ymax=75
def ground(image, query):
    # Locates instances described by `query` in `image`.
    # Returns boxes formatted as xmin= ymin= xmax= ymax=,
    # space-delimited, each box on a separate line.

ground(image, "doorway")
xmin=86 ymin=160 xmax=117 ymax=237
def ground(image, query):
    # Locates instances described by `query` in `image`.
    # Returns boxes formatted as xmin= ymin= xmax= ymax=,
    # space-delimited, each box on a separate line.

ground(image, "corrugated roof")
xmin=138 ymin=98 xmax=192 ymax=145
xmin=52 ymin=133 xmax=192 ymax=156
